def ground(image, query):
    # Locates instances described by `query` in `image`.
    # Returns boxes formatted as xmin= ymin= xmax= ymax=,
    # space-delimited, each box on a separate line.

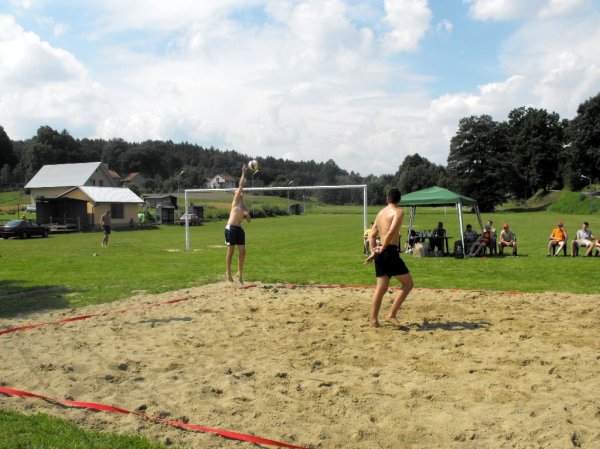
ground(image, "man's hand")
xmin=364 ymin=246 xmax=382 ymax=264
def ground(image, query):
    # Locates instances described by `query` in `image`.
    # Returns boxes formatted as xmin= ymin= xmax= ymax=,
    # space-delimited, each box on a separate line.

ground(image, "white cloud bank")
xmin=1 ymin=1 xmax=600 ymax=176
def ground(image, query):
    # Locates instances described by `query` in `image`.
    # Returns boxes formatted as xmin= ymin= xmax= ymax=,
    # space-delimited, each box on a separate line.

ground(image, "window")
xmin=111 ymin=203 xmax=124 ymax=219
xmin=99 ymin=180 xmax=104 ymax=186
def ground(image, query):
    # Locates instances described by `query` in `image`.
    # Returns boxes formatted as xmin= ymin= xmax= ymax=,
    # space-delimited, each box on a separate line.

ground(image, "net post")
xmin=184 ymin=191 xmax=190 ymax=251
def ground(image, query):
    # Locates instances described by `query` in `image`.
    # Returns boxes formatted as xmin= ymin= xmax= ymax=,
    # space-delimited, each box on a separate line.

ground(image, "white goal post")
xmin=183 ymin=184 xmax=368 ymax=251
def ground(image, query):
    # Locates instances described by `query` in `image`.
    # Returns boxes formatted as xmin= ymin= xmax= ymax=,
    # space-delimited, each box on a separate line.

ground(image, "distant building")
xmin=207 ymin=174 xmax=236 ymax=189
xmin=121 ymin=172 xmax=146 ymax=187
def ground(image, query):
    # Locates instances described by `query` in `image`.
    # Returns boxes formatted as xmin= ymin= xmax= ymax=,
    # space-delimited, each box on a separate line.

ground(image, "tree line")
xmin=0 ymin=92 xmax=598 ymax=211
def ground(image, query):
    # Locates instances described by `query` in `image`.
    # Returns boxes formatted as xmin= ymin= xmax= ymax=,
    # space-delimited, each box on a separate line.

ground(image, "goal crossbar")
xmin=183 ymin=184 xmax=368 ymax=251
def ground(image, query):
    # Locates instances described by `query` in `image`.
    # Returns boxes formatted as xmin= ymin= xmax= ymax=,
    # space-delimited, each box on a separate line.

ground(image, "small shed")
xmin=400 ymin=186 xmax=483 ymax=253
xmin=143 ymin=194 xmax=178 ymax=224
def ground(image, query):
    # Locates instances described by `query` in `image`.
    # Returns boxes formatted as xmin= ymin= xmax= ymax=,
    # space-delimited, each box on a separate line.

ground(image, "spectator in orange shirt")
xmin=547 ymin=220 xmax=568 ymax=256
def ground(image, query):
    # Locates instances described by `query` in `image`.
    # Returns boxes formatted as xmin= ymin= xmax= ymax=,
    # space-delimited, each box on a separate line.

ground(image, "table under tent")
xmin=399 ymin=186 xmax=483 ymax=255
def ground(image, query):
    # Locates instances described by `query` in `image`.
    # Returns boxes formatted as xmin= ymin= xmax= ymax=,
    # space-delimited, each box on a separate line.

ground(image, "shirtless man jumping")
xmin=225 ymin=164 xmax=251 ymax=283
xmin=366 ymin=187 xmax=414 ymax=328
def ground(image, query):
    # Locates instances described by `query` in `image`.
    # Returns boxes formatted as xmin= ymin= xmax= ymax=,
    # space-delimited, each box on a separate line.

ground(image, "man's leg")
xmin=370 ymin=276 xmax=390 ymax=328
xmin=499 ymin=243 xmax=504 ymax=256
xmin=225 ymin=246 xmax=235 ymax=281
xmin=585 ymin=242 xmax=594 ymax=256
xmin=236 ymin=245 xmax=246 ymax=283
xmin=385 ymin=273 xmax=413 ymax=327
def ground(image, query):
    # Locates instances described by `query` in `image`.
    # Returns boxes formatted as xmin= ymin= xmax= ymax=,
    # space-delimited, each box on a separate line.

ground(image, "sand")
xmin=1 ymin=282 xmax=599 ymax=449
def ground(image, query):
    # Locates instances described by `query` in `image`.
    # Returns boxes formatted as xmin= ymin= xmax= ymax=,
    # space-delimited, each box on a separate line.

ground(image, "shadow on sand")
xmin=411 ymin=320 xmax=491 ymax=332
xmin=0 ymin=280 xmax=70 ymax=318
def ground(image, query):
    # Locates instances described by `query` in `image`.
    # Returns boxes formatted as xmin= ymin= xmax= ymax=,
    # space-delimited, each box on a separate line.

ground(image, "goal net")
xmin=183 ymin=185 xmax=368 ymax=251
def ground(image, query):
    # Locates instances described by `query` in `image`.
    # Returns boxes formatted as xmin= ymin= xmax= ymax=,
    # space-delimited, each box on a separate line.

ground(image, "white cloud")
xmin=1 ymin=1 xmax=600 ymax=176
xmin=0 ymin=15 xmax=86 ymax=85
xmin=465 ymin=0 xmax=588 ymax=21
xmin=436 ymin=19 xmax=454 ymax=36
xmin=382 ymin=0 xmax=432 ymax=52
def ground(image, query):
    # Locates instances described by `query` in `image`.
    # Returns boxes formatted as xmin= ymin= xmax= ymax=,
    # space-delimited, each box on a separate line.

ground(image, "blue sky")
xmin=1 ymin=0 xmax=599 ymax=175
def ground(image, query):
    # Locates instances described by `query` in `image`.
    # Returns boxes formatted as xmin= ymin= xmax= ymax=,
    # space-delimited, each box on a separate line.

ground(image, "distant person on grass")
xmin=101 ymin=209 xmax=111 ymax=247
xmin=225 ymin=164 xmax=251 ymax=283
xmin=571 ymin=221 xmax=594 ymax=256
xmin=467 ymin=226 xmax=491 ymax=257
xmin=547 ymin=220 xmax=567 ymax=256
xmin=498 ymin=223 xmax=517 ymax=256
xmin=364 ymin=187 xmax=413 ymax=329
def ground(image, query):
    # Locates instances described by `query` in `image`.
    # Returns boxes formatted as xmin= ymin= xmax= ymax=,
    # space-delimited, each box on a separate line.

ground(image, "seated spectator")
xmin=405 ymin=229 xmax=418 ymax=253
xmin=363 ymin=222 xmax=374 ymax=254
xmin=468 ymin=227 xmax=491 ymax=257
xmin=486 ymin=220 xmax=497 ymax=255
xmin=453 ymin=224 xmax=478 ymax=255
xmin=570 ymin=221 xmax=594 ymax=257
xmin=464 ymin=224 xmax=478 ymax=252
xmin=547 ymin=220 xmax=568 ymax=256
xmin=429 ymin=221 xmax=447 ymax=254
xmin=498 ymin=223 xmax=517 ymax=256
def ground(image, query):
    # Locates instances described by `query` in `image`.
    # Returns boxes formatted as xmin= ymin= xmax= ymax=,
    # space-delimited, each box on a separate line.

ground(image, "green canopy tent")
xmin=399 ymin=186 xmax=483 ymax=254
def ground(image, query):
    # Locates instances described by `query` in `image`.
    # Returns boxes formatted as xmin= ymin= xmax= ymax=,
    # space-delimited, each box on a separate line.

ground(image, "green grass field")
xmin=1 ymin=209 xmax=598 ymax=318
xmin=1 ymin=207 xmax=599 ymax=448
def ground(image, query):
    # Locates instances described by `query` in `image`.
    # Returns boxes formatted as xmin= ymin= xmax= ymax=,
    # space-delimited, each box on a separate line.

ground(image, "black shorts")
xmin=224 ymin=225 xmax=245 ymax=246
xmin=102 ymin=225 xmax=111 ymax=235
xmin=374 ymin=245 xmax=410 ymax=278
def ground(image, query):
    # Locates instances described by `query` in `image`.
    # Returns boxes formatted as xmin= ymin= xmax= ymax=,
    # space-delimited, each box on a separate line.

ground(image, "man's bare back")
xmin=365 ymin=204 xmax=403 ymax=263
xmin=373 ymin=205 xmax=403 ymax=247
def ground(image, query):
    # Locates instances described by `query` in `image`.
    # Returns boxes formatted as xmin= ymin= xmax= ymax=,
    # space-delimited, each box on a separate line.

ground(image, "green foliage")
xmin=395 ymin=154 xmax=447 ymax=194
xmin=447 ymin=115 xmax=509 ymax=211
xmin=0 ymin=125 xmax=15 ymax=173
xmin=0 ymin=411 xmax=181 ymax=449
xmin=506 ymin=107 xmax=564 ymax=198
xmin=564 ymin=93 xmax=600 ymax=188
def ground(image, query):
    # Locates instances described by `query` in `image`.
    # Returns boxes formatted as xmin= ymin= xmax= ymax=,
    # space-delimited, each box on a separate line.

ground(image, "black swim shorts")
xmin=374 ymin=245 xmax=410 ymax=278
xmin=224 ymin=225 xmax=245 ymax=246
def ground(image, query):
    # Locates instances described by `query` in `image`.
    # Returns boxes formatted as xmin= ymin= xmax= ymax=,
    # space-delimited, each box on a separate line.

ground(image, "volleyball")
xmin=248 ymin=159 xmax=260 ymax=173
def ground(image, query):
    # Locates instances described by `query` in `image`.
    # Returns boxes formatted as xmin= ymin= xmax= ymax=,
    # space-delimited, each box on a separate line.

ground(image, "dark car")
xmin=0 ymin=220 xmax=50 ymax=239
xmin=179 ymin=214 xmax=202 ymax=226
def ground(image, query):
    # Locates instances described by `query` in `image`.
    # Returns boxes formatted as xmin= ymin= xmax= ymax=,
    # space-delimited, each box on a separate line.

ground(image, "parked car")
xmin=179 ymin=214 xmax=202 ymax=226
xmin=0 ymin=219 xmax=50 ymax=239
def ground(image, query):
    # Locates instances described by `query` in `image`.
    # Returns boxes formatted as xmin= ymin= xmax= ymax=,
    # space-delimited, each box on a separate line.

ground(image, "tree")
xmin=0 ymin=125 xmax=15 ymax=170
xmin=447 ymin=115 xmax=509 ymax=212
xmin=394 ymin=154 xmax=446 ymax=194
xmin=564 ymin=92 xmax=600 ymax=188
xmin=506 ymin=107 xmax=564 ymax=198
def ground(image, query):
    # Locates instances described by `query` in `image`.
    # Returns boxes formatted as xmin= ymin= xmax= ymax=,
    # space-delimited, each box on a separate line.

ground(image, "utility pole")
xmin=581 ymin=174 xmax=592 ymax=213
xmin=287 ymin=180 xmax=294 ymax=213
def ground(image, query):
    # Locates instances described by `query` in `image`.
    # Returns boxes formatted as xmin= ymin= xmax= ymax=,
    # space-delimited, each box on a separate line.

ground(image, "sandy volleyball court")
xmin=1 ymin=283 xmax=599 ymax=448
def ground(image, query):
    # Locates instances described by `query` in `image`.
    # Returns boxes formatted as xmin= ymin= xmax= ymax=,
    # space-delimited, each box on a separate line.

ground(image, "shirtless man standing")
xmin=225 ymin=164 xmax=251 ymax=283
xmin=366 ymin=187 xmax=414 ymax=328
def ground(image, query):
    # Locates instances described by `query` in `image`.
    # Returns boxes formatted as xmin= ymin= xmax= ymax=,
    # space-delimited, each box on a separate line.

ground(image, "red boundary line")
xmin=0 ymin=387 xmax=307 ymax=449
xmin=0 ymin=282 xmax=522 ymax=447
